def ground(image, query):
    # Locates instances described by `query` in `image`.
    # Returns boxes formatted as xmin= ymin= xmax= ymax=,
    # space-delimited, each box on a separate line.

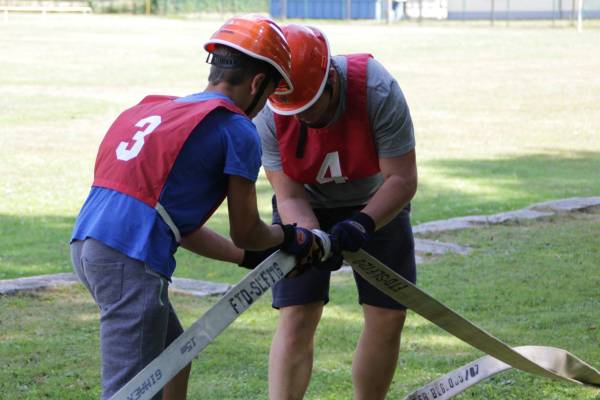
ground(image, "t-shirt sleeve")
xmin=221 ymin=115 xmax=262 ymax=182
xmin=253 ymin=107 xmax=283 ymax=171
xmin=366 ymin=58 xmax=415 ymax=157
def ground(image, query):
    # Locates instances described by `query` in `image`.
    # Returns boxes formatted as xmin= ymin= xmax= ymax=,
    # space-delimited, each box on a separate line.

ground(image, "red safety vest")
xmin=274 ymin=54 xmax=380 ymax=185
xmin=93 ymin=95 xmax=245 ymax=240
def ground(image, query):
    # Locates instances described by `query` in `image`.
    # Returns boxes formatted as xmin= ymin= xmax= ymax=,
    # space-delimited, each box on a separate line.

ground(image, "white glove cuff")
xmin=310 ymin=229 xmax=331 ymax=262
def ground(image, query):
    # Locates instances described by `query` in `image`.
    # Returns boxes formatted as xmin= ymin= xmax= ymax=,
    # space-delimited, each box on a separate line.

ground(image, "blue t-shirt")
xmin=71 ymin=92 xmax=261 ymax=278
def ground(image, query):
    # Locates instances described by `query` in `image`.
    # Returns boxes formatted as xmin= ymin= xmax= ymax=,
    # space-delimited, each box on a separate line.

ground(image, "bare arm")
xmin=227 ymin=175 xmax=284 ymax=250
xmin=180 ymin=226 xmax=244 ymax=264
xmin=361 ymin=149 xmax=418 ymax=229
xmin=265 ymin=169 xmax=320 ymax=230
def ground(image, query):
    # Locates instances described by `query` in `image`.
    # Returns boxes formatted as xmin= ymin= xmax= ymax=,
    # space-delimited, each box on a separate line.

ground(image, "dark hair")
xmin=207 ymin=45 xmax=280 ymax=87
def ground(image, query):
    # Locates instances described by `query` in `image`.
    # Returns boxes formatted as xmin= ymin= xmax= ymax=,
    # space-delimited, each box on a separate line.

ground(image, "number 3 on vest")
xmin=116 ymin=115 xmax=162 ymax=161
xmin=316 ymin=152 xmax=348 ymax=184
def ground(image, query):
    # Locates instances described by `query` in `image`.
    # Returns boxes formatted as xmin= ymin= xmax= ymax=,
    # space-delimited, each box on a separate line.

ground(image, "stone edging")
xmin=336 ymin=196 xmax=600 ymax=274
xmin=413 ymin=196 xmax=600 ymax=235
xmin=2 ymin=197 xmax=599 ymax=296
xmin=0 ymin=273 xmax=230 ymax=298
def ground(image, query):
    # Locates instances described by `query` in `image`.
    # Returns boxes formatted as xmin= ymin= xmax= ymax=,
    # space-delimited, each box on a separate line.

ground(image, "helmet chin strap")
xmin=245 ymin=74 xmax=272 ymax=116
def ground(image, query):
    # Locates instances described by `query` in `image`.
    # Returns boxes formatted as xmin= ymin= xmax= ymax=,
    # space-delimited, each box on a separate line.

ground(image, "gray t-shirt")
xmin=254 ymin=55 xmax=415 ymax=208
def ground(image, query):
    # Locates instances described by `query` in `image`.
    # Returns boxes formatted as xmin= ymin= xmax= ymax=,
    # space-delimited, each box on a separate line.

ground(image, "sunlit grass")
xmin=1 ymin=211 xmax=598 ymax=399
xmin=0 ymin=16 xmax=599 ymax=398
xmin=1 ymin=14 xmax=599 ymax=280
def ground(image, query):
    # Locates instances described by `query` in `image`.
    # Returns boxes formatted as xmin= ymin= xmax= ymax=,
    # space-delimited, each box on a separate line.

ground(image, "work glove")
xmin=280 ymin=224 xmax=327 ymax=277
xmin=238 ymin=247 xmax=278 ymax=270
xmin=313 ymin=252 xmax=344 ymax=272
xmin=329 ymin=212 xmax=375 ymax=252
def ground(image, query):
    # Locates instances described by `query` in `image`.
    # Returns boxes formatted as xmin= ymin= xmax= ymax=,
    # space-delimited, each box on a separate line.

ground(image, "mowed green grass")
xmin=1 ymin=210 xmax=598 ymax=399
xmin=1 ymin=14 xmax=599 ymax=280
xmin=0 ymin=14 xmax=599 ymax=400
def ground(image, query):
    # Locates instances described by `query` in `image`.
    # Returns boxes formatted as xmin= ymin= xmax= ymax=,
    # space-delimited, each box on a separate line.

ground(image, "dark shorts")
xmin=70 ymin=238 xmax=183 ymax=400
xmin=271 ymin=199 xmax=417 ymax=310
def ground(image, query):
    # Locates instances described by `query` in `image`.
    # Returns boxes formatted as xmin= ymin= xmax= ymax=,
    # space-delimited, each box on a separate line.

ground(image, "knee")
xmin=364 ymin=307 xmax=407 ymax=340
xmin=279 ymin=329 xmax=313 ymax=351
xmin=277 ymin=304 xmax=323 ymax=347
xmin=387 ymin=309 xmax=407 ymax=328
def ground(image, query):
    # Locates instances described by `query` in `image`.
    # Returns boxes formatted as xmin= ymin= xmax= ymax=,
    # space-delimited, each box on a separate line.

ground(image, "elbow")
xmin=400 ymin=166 xmax=418 ymax=201
xmin=408 ymin=173 xmax=418 ymax=200
xmin=388 ymin=172 xmax=417 ymax=202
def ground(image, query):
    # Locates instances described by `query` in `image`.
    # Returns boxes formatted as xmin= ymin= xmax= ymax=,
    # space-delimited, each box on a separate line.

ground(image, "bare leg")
xmin=353 ymin=305 xmax=407 ymax=400
xmin=162 ymin=363 xmax=191 ymax=400
xmin=269 ymin=302 xmax=323 ymax=400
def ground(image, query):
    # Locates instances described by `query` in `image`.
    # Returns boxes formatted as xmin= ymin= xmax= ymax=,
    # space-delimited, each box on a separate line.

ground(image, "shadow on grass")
xmin=3 ymin=150 xmax=599 ymax=281
xmin=0 ymin=209 xmax=239 ymax=282
xmin=413 ymin=151 xmax=600 ymax=224
xmin=0 ymin=213 xmax=75 ymax=280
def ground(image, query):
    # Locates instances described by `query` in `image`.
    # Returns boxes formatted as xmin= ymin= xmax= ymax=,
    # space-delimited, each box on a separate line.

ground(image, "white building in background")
xmin=446 ymin=0 xmax=600 ymax=20
xmin=269 ymin=0 xmax=600 ymax=21
xmin=404 ymin=0 xmax=448 ymax=19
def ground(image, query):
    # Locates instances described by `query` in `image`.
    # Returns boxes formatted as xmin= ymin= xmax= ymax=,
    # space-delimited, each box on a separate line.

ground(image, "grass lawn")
xmin=1 ymin=15 xmax=600 ymax=281
xmin=0 ymin=13 xmax=599 ymax=400
xmin=1 ymin=210 xmax=598 ymax=399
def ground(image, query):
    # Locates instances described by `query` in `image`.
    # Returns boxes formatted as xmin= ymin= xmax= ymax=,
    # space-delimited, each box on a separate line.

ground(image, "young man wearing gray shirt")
xmin=253 ymin=24 xmax=418 ymax=400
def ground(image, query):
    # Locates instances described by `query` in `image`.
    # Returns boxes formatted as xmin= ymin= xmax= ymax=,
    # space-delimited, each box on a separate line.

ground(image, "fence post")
xmin=506 ymin=0 xmax=510 ymax=26
xmin=280 ymin=0 xmax=286 ymax=19
xmin=559 ymin=0 xmax=563 ymax=18
xmin=418 ymin=0 xmax=423 ymax=22
xmin=577 ymin=0 xmax=583 ymax=31
xmin=385 ymin=0 xmax=391 ymax=24
xmin=491 ymin=0 xmax=495 ymax=26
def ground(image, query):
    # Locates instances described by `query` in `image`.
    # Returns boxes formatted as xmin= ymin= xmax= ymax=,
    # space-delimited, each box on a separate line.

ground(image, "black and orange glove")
xmin=279 ymin=224 xmax=327 ymax=277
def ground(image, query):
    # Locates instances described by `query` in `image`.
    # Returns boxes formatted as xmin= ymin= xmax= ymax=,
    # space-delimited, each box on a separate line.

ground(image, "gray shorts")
xmin=70 ymin=238 xmax=183 ymax=400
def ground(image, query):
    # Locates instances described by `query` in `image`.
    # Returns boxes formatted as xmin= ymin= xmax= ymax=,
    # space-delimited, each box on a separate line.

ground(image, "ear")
xmin=250 ymin=73 xmax=267 ymax=96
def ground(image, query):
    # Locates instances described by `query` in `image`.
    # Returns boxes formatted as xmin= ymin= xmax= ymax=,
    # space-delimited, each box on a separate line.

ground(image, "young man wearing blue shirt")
xmin=70 ymin=16 xmax=326 ymax=400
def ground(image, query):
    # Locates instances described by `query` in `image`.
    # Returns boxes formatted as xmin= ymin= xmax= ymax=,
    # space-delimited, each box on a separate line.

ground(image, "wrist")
xmin=276 ymin=223 xmax=297 ymax=247
xmin=352 ymin=212 xmax=376 ymax=236
xmin=239 ymin=250 xmax=254 ymax=269
xmin=239 ymin=247 xmax=278 ymax=269
xmin=233 ymin=247 xmax=245 ymax=264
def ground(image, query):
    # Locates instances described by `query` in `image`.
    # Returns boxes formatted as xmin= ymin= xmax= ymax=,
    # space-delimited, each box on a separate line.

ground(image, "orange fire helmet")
xmin=267 ymin=24 xmax=331 ymax=116
xmin=204 ymin=15 xmax=293 ymax=95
